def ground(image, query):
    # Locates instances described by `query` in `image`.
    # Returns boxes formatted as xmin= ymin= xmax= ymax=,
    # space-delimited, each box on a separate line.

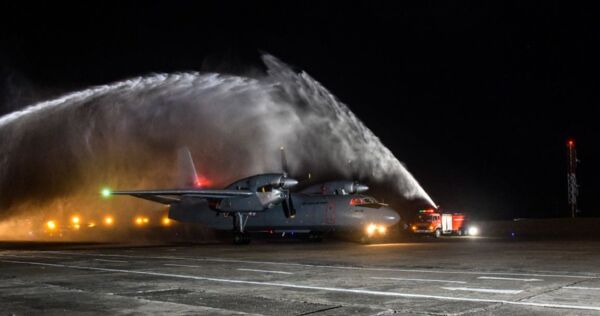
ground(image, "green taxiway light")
xmin=101 ymin=188 xmax=112 ymax=198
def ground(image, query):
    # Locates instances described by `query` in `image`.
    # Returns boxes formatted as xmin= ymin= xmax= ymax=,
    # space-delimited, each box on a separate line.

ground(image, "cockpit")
xmin=413 ymin=213 xmax=440 ymax=223
xmin=349 ymin=196 xmax=385 ymax=209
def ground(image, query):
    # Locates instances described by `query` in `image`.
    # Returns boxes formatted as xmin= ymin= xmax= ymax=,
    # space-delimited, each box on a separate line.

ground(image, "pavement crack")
xmin=295 ymin=305 xmax=343 ymax=315
xmin=515 ymin=278 xmax=590 ymax=303
xmin=456 ymin=302 xmax=506 ymax=315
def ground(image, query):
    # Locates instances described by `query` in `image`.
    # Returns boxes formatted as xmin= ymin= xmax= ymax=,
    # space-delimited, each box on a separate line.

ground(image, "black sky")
xmin=0 ymin=1 xmax=598 ymax=219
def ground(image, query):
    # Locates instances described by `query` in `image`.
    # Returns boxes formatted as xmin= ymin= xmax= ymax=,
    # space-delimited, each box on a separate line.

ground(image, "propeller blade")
xmin=279 ymin=146 xmax=296 ymax=218
xmin=288 ymin=193 xmax=296 ymax=217
xmin=280 ymin=146 xmax=289 ymax=176
xmin=282 ymin=192 xmax=296 ymax=218
xmin=282 ymin=193 xmax=290 ymax=216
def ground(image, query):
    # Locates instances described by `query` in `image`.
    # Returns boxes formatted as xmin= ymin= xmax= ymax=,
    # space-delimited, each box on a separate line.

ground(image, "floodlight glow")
xmin=468 ymin=226 xmax=479 ymax=236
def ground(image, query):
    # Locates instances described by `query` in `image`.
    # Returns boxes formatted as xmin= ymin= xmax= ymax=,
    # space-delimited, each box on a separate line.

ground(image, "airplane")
xmin=108 ymin=147 xmax=400 ymax=244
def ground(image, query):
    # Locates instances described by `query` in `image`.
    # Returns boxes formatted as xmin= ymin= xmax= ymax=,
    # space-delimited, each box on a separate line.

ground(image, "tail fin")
xmin=177 ymin=147 xmax=198 ymax=188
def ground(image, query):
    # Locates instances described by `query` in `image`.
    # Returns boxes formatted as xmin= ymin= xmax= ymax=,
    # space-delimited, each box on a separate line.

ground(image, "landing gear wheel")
xmin=433 ymin=229 xmax=441 ymax=239
xmin=307 ymin=233 xmax=323 ymax=242
xmin=233 ymin=233 xmax=251 ymax=245
xmin=359 ymin=235 xmax=372 ymax=244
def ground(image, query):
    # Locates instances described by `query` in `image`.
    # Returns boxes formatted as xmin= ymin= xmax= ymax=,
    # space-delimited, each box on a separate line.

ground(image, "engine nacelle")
xmin=223 ymin=173 xmax=298 ymax=209
xmin=300 ymin=180 xmax=369 ymax=195
xmin=225 ymin=173 xmax=297 ymax=191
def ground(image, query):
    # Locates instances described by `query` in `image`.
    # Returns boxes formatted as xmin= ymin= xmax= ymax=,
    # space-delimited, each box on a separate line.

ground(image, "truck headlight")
xmin=468 ymin=226 xmax=479 ymax=236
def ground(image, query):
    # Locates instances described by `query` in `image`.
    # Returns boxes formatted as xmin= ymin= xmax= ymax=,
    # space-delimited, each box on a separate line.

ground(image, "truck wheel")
xmin=359 ymin=235 xmax=372 ymax=244
xmin=434 ymin=229 xmax=441 ymax=238
xmin=456 ymin=229 xmax=463 ymax=236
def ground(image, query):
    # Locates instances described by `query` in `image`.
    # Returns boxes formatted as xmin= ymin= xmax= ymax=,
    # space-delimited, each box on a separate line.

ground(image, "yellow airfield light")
xmin=104 ymin=216 xmax=114 ymax=226
xmin=135 ymin=216 xmax=150 ymax=225
xmin=71 ymin=216 xmax=80 ymax=225
xmin=46 ymin=220 xmax=57 ymax=230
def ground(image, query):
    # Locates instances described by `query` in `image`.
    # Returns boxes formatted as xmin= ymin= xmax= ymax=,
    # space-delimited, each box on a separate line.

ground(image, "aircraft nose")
xmin=382 ymin=208 xmax=401 ymax=226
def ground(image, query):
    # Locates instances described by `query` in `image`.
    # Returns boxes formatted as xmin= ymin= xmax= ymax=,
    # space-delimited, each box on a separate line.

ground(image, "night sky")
xmin=1 ymin=2 xmax=598 ymax=219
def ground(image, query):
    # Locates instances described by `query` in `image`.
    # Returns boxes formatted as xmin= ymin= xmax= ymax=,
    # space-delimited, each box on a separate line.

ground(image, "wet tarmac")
xmin=1 ymin=237 xmax=600 ymax=315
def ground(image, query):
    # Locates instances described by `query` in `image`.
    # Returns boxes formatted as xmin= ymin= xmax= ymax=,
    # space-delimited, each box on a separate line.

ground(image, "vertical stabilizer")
xmin=177 ymin=147 xmax=198 ymax=188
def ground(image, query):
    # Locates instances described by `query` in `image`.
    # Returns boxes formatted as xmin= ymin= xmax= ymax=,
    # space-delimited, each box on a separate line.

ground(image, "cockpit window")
xmin=363 ymin=197 xmax=375 ymax=204
xmin=349 ymin=197 xmax=382 ymax=208
xmin=417 ymin=214 xmax=434 ymax=222
xmin=350 ymin=197 xmax=377 ymax=204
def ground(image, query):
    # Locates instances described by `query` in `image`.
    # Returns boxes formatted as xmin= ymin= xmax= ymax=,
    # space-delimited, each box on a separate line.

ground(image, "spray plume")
xmin=0 ymin=55 xmax=435 ymax=239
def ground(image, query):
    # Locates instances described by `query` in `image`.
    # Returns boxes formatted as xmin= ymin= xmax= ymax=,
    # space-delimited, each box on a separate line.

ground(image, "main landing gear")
xmin=306 ymin=232 xmax=323 ymax=242
xmin=232 ymin=213 xmax=251 ymax=245
xmin=233 ymin=233 xmax=251 ymax=245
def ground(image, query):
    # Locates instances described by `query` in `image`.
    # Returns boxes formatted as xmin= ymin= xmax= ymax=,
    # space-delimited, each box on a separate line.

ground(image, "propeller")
xmin=280 ymin=147 xmax=296 ymax=218
xmin=281 ymin=146 xmax=289 ymax=177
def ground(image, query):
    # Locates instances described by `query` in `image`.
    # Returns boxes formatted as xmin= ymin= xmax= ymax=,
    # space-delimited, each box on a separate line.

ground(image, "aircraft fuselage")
xmin=169 ymin=193 xmax=400 ymax=234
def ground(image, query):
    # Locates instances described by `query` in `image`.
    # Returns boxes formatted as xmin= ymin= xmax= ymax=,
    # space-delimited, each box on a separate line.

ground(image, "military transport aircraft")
xmin=108 ymin=148 xmax=400 ymax=244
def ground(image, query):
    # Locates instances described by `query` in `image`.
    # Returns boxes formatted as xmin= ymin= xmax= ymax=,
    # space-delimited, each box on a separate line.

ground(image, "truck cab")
xmin=410 ymin=209 xmax=442 ymax=237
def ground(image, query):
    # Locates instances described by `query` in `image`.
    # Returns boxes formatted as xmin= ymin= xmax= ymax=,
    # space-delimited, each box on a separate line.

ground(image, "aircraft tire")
xmin=233 ymin=233 xmax=251 ymax=245
xmin=309 ymin=233 xmax=323 ymax=242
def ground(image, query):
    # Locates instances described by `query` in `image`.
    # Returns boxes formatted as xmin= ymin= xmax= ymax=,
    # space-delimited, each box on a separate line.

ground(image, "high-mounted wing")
xmin=111 ymin=189 xmax=253 ymax=205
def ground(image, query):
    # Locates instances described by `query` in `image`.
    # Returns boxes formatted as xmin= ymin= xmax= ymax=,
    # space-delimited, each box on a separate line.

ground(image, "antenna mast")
xmin=566 ymin=139 xmax=579 ymax=217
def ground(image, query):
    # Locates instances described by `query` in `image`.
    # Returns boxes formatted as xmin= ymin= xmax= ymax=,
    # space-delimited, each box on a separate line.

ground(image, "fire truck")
xmin=409 ymin=209 xmax=478 ymax=238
